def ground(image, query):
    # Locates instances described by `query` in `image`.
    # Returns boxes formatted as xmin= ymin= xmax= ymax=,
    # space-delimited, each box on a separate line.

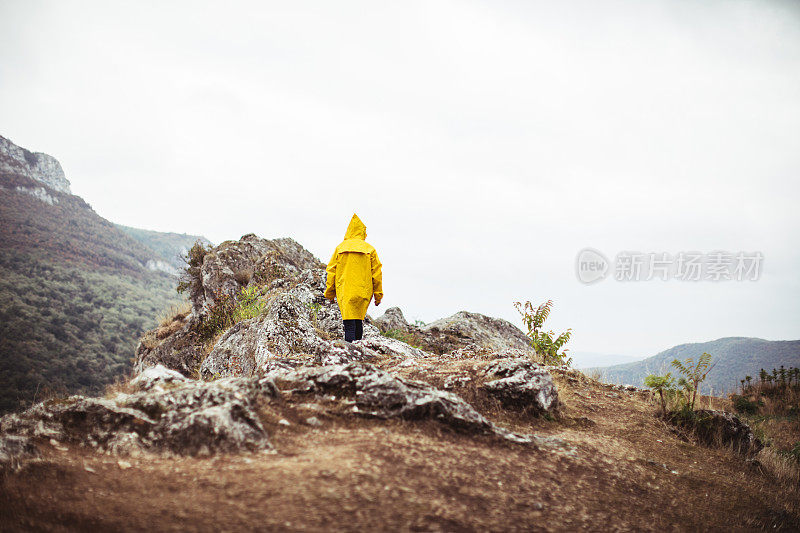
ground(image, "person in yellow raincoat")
xmin=324 ymin=214 xmax=383 ymax=342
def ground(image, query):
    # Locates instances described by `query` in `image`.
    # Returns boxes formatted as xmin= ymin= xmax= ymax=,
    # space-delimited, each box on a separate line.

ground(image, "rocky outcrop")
xmin=421 ymin=311 xmax=533 ymax=353
xmin=0 ymin=232 xmax=572 ymax=466
xmin=146 ymin=259 xmax=180 ymax=275
xmin=1 ymin=375 xmax=275 ymax=456
xmin=372 ymin=306 xmax=415 ymax=333
xmin=669 ymin=409 xmax=763 ymax=457
xmin=137 ymin=234 xmax=535 ymax=381
xmin=15 ymin=185 xmax=58 ymax=205
xmin=373 ymin=307 xmax=535 ymax=355
xmin=0 ymin=135 xmax=72 ymax=194
xmin=263 ymin=362 xmax=568 ymax=449
xmin=482 ymin=358 xmax=560 ymax=414
xmin=191 ymin=234 xmax=323 ymax=317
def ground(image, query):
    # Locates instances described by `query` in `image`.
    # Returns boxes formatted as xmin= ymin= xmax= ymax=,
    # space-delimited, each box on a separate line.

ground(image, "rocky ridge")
xmin=0 ymin=234 xmax=575 ymax=464
xmin=0 ymin=233 xmax=766 ymax=478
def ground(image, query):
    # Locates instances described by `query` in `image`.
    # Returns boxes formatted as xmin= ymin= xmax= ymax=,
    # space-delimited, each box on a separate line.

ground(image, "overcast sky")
xmin=1 ymin=0 xmax=799 ymax=360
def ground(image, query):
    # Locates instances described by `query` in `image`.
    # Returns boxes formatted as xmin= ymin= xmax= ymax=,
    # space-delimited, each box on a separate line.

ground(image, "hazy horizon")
xmin=2 ymin=0 xmax=799 ymax=359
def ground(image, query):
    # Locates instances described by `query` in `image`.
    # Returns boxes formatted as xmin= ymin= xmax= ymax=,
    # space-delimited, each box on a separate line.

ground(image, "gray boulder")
xmin=1 ymin=377 xmax=276 ymax=456
xmin=192 ymin=234 xmax=323 ymax=317
xmin=482 ymin=358 xmax=560 ymax=414
xmin=421 ymin=311 xmax=533 ymax=354
xmin=130 ymin=364 xmax=190 ymax=391
xmin=199 ymin=281 xmax=367 ymax=378
xmin=373 ymin=307 xmax=413 ymax=333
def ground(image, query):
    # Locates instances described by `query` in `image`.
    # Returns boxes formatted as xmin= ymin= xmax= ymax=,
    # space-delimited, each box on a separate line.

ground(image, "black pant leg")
xmin=342 ymin=319 xmax=363 ymax=342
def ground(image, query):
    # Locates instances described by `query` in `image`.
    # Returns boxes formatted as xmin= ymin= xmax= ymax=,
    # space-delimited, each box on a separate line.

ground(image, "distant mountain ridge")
xmin=592 ymin=337 xmax=800 ymax=394
xmin=0 ymin=134 xmax=209 ymax=412
xmin=115 ymin=224 xmax=212 ymax=275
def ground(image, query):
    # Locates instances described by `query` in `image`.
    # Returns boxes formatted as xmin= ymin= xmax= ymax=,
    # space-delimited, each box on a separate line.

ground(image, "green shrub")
xmin=514 ymin=300 xmax=572 ymax=366
xmin=671 ymin=352 xmax=716 ymax=411
xmin=382 ymin=328 xmax=421 ymax=348
xmin=197 ymin=285 xmax=266 ymax=341
xmin=644 ymin=373 xmax=676 ymax=414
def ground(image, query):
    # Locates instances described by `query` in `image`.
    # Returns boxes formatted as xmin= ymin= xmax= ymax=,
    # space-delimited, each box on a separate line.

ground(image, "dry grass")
xmin=103 ymin=373 xmax=135 ymax=397
xmin=156 ymin=300 xmax=192 ymax=328
xmin=234 ymin=268 xmax=253 ymax=286
xmin=584 ymin=368 xmax=602 ymax=381
xmin=138 ymin=329 xmax=159 ymax=350
xmin=756 ymin=447 xmax=800 ymax=486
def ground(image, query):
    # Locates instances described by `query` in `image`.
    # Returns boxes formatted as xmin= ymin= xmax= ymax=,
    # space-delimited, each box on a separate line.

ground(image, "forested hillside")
xmin=0 ymin=135 xmax=207 ymax=413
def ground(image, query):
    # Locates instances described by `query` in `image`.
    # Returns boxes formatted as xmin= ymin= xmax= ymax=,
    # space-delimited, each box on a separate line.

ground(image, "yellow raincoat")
xmin=324 ymin=214 xmax=383 ymax=320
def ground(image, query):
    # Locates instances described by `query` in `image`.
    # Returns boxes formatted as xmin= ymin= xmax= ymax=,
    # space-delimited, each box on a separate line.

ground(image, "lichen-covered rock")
xmin=1 ymin=378 xmax=276 ymax=456
xmin=130 ymin=364 xmax=189 ymax=391
xmin=1 ymin=396 xmax=158 ymax=444
xmin=134 ymin=320 xmax=205 ymax=377
xmin=353 ymin=336 xmax=429 ymax=360
xmin=373 ymin=307 xmax=414 ymax=333
xmin=482 ymin=358 xmax=560 ymax=414
xmin=193 ymin=234 xmax=323 ymax=317
xmin=264 ymin=362 xmax=569 ymax=451
xmin=421 ymin=311 xmax=534 ymax=354
xmin=200 ymin=284 xmax=349 ymax=378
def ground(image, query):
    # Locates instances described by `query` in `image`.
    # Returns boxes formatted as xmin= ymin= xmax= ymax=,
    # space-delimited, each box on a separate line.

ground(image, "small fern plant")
xmin=514 ymin=300 xmax=572 ymax=366
xmin=644 ymin=373 xmax=676 ymax=414
xmin=671 ymin=352 xmax=716 ymax=411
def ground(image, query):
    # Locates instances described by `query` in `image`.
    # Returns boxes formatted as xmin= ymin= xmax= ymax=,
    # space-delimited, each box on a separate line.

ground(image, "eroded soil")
xmin=2 ymin=368 xmax=799 ymax=532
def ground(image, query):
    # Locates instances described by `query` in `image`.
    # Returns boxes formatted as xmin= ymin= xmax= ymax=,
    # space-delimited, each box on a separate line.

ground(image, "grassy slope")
xmin=0 ymin=173 xmax=186 ymax=413
xmin=593 ymin=337 xmax=800 ymax=394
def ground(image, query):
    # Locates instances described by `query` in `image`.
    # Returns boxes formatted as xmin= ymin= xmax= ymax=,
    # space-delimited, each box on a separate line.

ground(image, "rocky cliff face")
xmin=0 ymin=135 xmax=71 ymax=195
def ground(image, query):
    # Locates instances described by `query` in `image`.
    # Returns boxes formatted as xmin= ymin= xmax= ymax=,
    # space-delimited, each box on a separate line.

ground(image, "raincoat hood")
xmin=343 ymin=214 xmax=367 ymax=241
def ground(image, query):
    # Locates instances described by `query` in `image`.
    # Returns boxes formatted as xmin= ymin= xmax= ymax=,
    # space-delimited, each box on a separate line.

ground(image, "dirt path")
xmin=2 ymin=375 xmax=798 ymax=531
